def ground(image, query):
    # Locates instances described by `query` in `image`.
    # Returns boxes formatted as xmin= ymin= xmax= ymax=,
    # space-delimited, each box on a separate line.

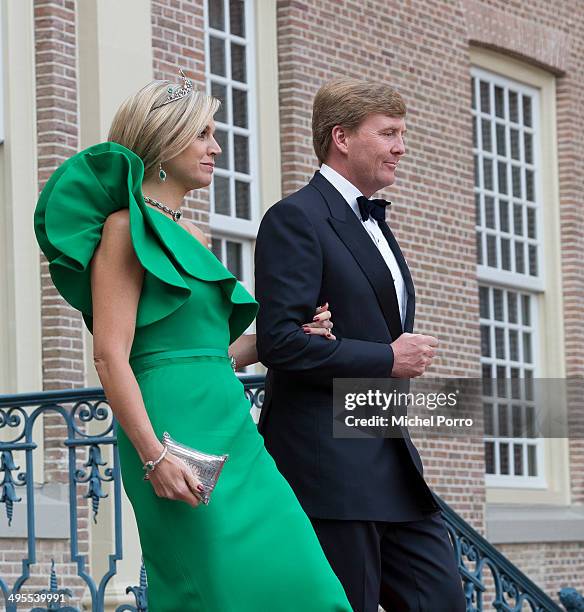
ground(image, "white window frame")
xmin=204 ymin=0 xmax=260 ymax=252
xmin=473 ymin=67 xmax=544 ymax=292
xmin=210 ymin=235 xmax=254 ymax=293
xmin=479 ymin=285 xmax=545 ymax=489
xmin=473 ymin=67 xmax=547 ymax=489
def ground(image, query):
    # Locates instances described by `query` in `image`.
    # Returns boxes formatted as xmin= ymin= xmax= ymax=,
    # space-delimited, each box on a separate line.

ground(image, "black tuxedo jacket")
xmin=254 ymin=171 xmax=438 ymax=521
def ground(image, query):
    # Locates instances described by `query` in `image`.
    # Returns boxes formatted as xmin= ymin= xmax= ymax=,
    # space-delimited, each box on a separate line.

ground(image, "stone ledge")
xmin=487 ymin=503 xmax=584 ymax=544
xmin=0 ymin=483 xmax=69 ymax=539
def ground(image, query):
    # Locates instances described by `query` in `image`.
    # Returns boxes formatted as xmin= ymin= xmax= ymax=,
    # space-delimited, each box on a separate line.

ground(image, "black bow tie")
xmin=356 ymin=196 xmax=391 ymax=223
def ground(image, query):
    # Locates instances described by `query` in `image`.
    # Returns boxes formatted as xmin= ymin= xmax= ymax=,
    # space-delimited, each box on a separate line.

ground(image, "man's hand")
xmin=390 ymin=333 xmax=438 ymax=378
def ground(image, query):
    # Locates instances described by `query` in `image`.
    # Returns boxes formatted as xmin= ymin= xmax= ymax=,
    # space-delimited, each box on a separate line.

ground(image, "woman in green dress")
xmin=34 ymin=72 xmax=352 ymax=611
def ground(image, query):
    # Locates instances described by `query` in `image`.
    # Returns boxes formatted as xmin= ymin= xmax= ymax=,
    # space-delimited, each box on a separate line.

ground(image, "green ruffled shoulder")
xmin=34 ymin=142 xmax=258 ymax=341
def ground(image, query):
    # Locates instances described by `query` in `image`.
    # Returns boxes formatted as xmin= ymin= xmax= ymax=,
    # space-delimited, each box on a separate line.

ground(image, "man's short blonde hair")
xmin=108 ymin=79 xmax=220 ymax=180
xmin=312 ymin=78 xmax=407 ymax=165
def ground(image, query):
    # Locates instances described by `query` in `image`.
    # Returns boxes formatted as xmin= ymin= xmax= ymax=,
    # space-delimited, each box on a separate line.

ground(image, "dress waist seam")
xmin=130 ymin=348 xmax=229 ymax=374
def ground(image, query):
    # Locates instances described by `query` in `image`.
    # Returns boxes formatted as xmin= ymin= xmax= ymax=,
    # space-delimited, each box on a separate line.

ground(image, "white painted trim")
xmin=0 ymin=0 xmax=42 ymax=395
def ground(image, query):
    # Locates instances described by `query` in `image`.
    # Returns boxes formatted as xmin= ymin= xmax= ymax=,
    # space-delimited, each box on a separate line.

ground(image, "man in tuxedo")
xmin=254 ymin=78 xmax=465 ymax=612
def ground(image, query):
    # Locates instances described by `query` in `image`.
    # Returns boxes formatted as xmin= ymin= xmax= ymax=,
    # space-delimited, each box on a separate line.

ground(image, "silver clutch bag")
xmin=162 ymin=432 xmax=229 ymax=505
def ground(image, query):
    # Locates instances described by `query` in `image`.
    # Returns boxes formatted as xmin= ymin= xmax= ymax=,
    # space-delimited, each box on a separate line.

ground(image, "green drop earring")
xmin=158 ymin=163 xmax=167 ymax=182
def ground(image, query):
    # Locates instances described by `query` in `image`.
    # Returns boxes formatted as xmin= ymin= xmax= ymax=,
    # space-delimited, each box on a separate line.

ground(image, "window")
xmin=472 ymin=68 xmax=545 ymax=487
xmin=205 ymin=0 xmax=258 ymax=293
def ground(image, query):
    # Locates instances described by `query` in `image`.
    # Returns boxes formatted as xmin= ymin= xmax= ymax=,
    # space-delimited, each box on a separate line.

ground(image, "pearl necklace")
xmin=143 ymin=195 xmax=183 ymax=222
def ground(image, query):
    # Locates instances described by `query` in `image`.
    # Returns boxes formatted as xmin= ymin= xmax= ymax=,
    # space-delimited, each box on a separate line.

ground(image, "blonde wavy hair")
xmin=108 ymin=78 xmax=220 ymax=179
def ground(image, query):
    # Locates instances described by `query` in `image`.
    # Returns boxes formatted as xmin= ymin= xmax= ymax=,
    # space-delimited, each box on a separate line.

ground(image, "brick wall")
xmin=35 ymin=0 xmax=85 ymax=393
xmin=151 ymin=0 xmax=211 ymax=237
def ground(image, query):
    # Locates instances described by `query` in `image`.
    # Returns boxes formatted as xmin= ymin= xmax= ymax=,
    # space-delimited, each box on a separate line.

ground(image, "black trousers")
xmin=310 ymin=512 xmax=466 ymax=612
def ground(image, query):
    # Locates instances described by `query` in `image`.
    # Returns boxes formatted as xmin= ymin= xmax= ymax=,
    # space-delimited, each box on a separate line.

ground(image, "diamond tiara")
xmin=152 ymin=68 xmax=193 ymax=110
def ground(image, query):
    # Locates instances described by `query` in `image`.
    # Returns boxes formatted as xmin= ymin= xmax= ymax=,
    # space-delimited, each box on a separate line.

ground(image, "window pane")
xmin=509 ymin=91 xmax=518 ymax=122
xmin=481 ymin=119 xmax=492 ymax=151
xmin=507 ymin=292 xmax=517 ymax=323
xmin=215 ymin=129 xmax=229 ymax=169
xmin=484 ymin=404 xmax=494 ymax=436
xmin=226 ymin=240 xmax=243 ymax=279
xmin=524 ymin=132 xmax=533 ymax=163
xmin=481 ymin=325 xmax=491 ymax=357
xmin=485 ymin=196 xmax=495 ymax=228
xmin=497 ymin=162 xmax=508 ymax=194
xmin=473 ymin=117 xmax=478 ymax=148
xmin=528 ymin=244 xmax=538 ymax=277
xmin=232 ymin=88 xmax=248 ymax=128
xmin=214 ymin=175 xmax=230 ymax=215
xmin=211 ymin=237 xmax=222 ymax=259
xmin=527 ymin=445 xmax=537 ymax=476
xmin=526 ymin=407 xmax=535 ymax=438
xmin=513 ymin=443 xmax=523 ymax=475
xmin=211 ymin=81 xmax=228 ymax=123
xmin=510 ymin=128 xmax=520 ymax=160
xmin=525 ymin=169 xmax=535 ymax=201
xmin=512 ymin=166 xmax=521 ymax=198
xmin=496 ymin=123 xmax=506 ymax=155
xmin=500 ymin=442 xmax=510 ymax=474
xmin=513 ymin=203 xmax=523 ymax=236
xmin=487 ymin=235 xmax=497 ymax=267
xmin=495 ymin=327 xmax=505 ymax=359
xmin=210 ymin=36 xmax=226 ymax=77
xmin=509 ymin=329 xmax=519 ymax=361
xmin=231 ymin=42 xmax=247 ymax=82
xmin=494 ymin=86 xmax=504 ymax=118
xmin=235 ymin=180 xmax=250 ymax=219
xmin=523 ymin=332 xmax=532 ymax=363
xmin=480 ymin=81 xmax=490 ymax=113
xmin=515 ymin=241 xmax=525 ymax=273
xmin=522 ymin=96 xmax=532 ymax=127
xmin=229 ymin=0 xmax=245 ymax=37
xmin=479 ymin=286 xmax=490 ymax=318
xmin=501 ymin=238 xmax=511 ymax=270
xmin=499 ymin=199 xmax=509 ymax=232
xmin=483 ymin=157 xmax=493 ymax=190
xmin=521 ymin=295 xmax=531 ymax=326
xmin=209 ymin=0 xmax=224 ymax=30
xmin=234 ymin=134 xmax=249 ymax=173
xmin=527 ymin=207 xmax=536 ymax=239
xmin=493 ymin=289 xmax=504 ymax=320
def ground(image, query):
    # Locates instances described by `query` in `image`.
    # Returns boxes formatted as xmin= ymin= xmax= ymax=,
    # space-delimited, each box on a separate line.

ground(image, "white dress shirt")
xmin=319 ymin=164 xmax=407 ymax=327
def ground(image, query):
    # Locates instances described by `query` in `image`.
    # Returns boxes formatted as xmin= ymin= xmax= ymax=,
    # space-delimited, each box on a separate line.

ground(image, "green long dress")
xmin=34 ymin=142 xmax=353 ymax=612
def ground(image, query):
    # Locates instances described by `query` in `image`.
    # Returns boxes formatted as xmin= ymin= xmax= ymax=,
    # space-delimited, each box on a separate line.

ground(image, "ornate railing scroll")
xmin=0 ymin=379 xmax=574 ymax=611
xmin=439 ymin=497 xmax=563 ymax=611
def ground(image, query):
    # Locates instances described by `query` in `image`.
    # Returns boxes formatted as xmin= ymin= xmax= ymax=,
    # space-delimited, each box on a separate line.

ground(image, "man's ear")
xmin=330 ymin=125 xmax=350 ymax=156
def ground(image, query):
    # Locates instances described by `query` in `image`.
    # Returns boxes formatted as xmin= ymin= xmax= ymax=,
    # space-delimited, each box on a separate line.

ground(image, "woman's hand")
xmin=147 ymin=449 xmax=204 ymax=508
xmin=302 ymin=302 xmax=336 ymax=340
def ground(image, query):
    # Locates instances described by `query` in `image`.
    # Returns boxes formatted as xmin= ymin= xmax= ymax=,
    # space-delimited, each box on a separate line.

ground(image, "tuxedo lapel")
xmin=378 ymin=221 xmax=416 ymax=333
xmin=310 ymin=172 xmax=404 ymax=340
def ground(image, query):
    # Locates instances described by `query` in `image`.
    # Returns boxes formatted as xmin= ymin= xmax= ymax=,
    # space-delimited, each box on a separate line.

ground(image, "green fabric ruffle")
xmin=34 ymin=141 xmax=258 ymax=341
